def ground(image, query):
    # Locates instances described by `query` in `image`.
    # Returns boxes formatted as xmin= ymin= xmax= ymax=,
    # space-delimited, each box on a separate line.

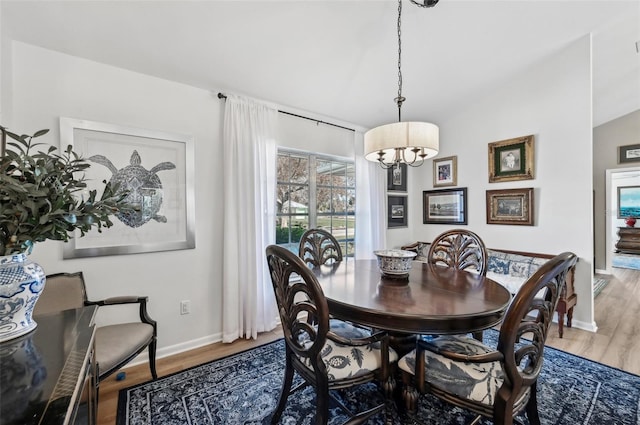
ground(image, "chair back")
xmin=298 ymin=228 xmax=343 ymax=268
xmin=35 ymin=272 xmax=87 ymax=316
xmin=497 ymin=252 xmax=578 ymax=405
xmin=266 ymin=245 xmax=329 ymax=364
xmin=427 ymin=229 xmax=488 ymax=275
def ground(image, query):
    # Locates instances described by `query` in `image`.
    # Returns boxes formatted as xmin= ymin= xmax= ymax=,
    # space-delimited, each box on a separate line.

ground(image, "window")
xmin=276 ymin=150 xmax=355 ymax=256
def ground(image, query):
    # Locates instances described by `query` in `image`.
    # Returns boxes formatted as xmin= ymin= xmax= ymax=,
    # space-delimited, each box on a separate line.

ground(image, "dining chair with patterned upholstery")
xmin=427 ymin=229 xmax=488 ymax=275
xmin=398 ymin=251 xmax=578 ymax=425
xmin=265 ymin=245 xmax=397 ymax=425
xmin=35 ymin=272 xmax=158 ymax=390
xmin=299 ymin=228 xmax=343 ymax=268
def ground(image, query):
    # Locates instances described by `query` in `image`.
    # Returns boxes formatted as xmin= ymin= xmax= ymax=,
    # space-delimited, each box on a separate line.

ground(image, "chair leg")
xmin=271 ymin=360 xmax=294 ymax=425
xmin=525 ymin=383 xmax=541 ymax=425
xmin=401 ymin=371 xmax=419 ymax=416
xmin=315 ymin=375 xmax=330 ymax=425
xmin=148 ymin=337 xmax=158 ymax=380
xmin=557 ymin=311 xmax=565 ymax=338
xmin=567 ymin=306 xmax=574 ymax=328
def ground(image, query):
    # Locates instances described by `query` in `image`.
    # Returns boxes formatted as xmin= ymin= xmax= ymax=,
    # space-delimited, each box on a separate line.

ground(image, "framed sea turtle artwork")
xmin=60 ymin=117 xmax=196 ymax=258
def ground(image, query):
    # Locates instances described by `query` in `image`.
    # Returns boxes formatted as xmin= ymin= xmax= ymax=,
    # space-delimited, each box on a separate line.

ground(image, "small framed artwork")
xmin=423 ymin=188 xmax=467 ymax=225
xmin=618 ymin=144 xmax=640 ymax=164
xmin=433 ymin=155 xmax=457 ymax=187
xmin=617 ymin=185 xmax=640 ymax=218
xmin=387 ymin=163 xmax=407 ymax=192
xmin=486 ymin=188 xmax=534 ymax=225
xmin=60 ymin=117 xmax=196 ymax=258
xmin=387 ymin=195 xmax=408 ymax=228
xmin=488 ymin=135 xmax=534 ymax=183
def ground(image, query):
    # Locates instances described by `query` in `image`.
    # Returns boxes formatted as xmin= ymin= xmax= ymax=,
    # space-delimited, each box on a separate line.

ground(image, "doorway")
xmin=605 ymin=167 xmax=640 ymax=271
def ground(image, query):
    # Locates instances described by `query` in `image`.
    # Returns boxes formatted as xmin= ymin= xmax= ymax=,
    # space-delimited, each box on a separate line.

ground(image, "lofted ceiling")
xmin=1 ymin=0 xmax=639 ymax=130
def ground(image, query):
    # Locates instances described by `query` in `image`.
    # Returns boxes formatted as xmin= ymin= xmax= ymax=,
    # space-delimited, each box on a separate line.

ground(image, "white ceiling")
xmin=2 ymin=0 xmax=639 ymax=129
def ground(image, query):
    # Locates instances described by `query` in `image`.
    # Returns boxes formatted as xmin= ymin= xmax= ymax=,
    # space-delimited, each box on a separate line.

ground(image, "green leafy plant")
xmin=0 ymin=125 xmax=130 ymax=256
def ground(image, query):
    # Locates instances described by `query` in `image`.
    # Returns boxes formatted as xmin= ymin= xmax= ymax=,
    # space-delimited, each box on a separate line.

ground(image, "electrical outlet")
xmin=180 ymin=300 xmax=191 ymax=315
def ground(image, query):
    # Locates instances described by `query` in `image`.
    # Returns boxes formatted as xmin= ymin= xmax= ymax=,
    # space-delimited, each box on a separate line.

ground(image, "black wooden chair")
xmin=299 ymin=228 xmax=343 ymax=268
xmin=265 ymin=245 xmax=396 ymax=425
xmin=427 ymin=229 xmax=488 ymax=275
xmin=398 ymin=252 xmax=578 ymax=425
xmin=35 ymin=272 xmax=157 ymax=387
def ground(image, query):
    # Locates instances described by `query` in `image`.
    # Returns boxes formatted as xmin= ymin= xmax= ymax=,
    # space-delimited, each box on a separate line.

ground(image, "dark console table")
xmin=615 ymin=226 xmax=640 ymax=254
xmin=0 ymin=306 xmax=97 ymax=425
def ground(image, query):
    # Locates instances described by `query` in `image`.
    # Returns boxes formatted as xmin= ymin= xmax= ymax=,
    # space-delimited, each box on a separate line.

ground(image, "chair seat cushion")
xmin=329 ymin=318 xmax=371 ymax=338
xmin=95 ymin=323 xmax=154 ymax=377
xmin=300 ymin=320 xmax=398 ymax=381
xmin=398 ymin=335 xmax=527 ymax=408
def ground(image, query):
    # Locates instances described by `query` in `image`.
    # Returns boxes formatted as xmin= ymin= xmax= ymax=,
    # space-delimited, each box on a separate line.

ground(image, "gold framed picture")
xmin=433 ymin=155 xmax=457 ymax=187
xmin=488 ymin=135 xmax=534 ymax=183
xmin=486 ymin=188 xmax=534 ymax=226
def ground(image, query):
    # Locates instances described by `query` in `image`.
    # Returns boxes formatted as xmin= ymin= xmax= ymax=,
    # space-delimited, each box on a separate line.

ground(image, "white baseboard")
xmin=595 ymin=268 xmax=610 ymax=275
xmin=125 ymin=332 xmax=224 ymax=369
xmin=571 ymin=319 xmax=598 ymax=333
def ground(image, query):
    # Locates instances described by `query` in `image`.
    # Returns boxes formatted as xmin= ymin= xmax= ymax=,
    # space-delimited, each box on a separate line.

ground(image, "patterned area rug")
xmin=613 ymin=253 xmax=640 ymax=270
xmin=117 ymin=332 xmax=640 ymax=425
xmin=594 ymin=278 xmax=609 ymax=298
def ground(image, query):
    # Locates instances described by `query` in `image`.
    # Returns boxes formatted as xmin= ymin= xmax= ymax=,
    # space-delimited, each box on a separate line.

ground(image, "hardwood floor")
xmin=96 ymin=267 xmax=640 ymax=425
xmin=546 ymin=266 xmax=640 ymax=376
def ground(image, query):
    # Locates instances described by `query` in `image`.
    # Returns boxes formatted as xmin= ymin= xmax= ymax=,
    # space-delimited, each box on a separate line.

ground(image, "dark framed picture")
xmin=387 ymin=195 xmax=408 ymax=228
xmin=488 ymin=135 xmax=534 ymax=183
xmin=618 ymin=144 xmax=640 ymax=164
xmin=617 ymin=185 xmax=640 ymax=218
xmin=423 ymin=188 xmax=467 ymax=225
xmin=433 ymin=155 xmax=457 ymax=187
xmin=387 ymin=163 xmax=407 ymax=192
xmin=486 ymin=188 xmax=534 ymax=225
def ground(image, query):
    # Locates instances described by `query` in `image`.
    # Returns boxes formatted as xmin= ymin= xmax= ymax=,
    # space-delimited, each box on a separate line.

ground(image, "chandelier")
xmin=364 ymin=0 xmax=440 ymax=169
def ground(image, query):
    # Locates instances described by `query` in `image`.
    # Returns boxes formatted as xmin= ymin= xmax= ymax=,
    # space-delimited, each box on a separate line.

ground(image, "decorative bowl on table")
xmin=373 ymin=249 xmax=417 ymax=279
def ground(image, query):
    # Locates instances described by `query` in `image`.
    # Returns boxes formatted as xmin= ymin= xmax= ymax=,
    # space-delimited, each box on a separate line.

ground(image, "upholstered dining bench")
xmin=401 ymin=241 xmax=578 ymax=338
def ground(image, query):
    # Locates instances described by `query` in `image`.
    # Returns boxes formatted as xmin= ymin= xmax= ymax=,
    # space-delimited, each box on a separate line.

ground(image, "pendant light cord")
xmin=395 ymin=0 xmax=406 ymax=122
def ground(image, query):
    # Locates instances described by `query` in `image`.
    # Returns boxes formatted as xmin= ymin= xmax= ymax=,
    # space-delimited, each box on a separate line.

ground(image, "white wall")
xmin=8 ymin=41 xmax=225 ymax=356
xmin=387 ymin=35 xmax=596 ymax=331
xmin=4 ymin=41 xmax=366 ymax=360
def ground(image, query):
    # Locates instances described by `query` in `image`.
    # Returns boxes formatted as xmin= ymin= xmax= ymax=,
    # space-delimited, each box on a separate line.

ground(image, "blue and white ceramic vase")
xmin=0 ymin=253 xmax=46 ymax=343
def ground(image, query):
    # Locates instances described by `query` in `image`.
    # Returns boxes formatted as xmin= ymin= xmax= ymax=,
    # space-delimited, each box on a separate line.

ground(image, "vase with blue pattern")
xmin=0 ymin=253 xmax=46 ymax=343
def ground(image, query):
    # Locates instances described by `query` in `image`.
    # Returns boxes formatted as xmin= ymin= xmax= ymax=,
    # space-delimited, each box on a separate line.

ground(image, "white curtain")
xmin=355 ymin=130 xmax=386 ymax=259
xmin=222 ymin=94 xmax=279 ymax=342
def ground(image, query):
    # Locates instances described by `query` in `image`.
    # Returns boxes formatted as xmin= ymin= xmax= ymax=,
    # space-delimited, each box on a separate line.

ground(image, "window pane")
xmin=330 ymin=217 xmax=348 ymax=255
xmin=346 ymin=163 xmax=356 ymax=187
xmin=332 ymin=163 xmax=346 ymax=186
xmin=316 ymin=187 xmax=331 ymax=213
xmin=346 ymin=189 xmax=356 ymax=214
xmin=289 ymin=155 xmax=309 ymax=184
xmin=332 ymin=188 xmax=347 ymax=213
xmin=275 ymin=218 xmax=308 ymax=253
xmin=316 ymin=160 xmax=332 ymax=186
xmin=277 ymin=153 xmax=308 ymax=184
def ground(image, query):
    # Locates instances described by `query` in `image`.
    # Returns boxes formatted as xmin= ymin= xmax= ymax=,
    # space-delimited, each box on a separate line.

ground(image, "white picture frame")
xmin=60 ymin=117 xmax=196 ymax=258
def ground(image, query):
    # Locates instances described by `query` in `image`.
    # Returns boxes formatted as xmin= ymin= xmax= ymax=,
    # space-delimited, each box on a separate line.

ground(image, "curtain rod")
xmin=217 ymin=92 xmax=355 ymax=133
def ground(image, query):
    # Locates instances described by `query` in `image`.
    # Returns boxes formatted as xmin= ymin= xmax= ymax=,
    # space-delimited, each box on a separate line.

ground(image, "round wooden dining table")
xmin=312 ymin=259 xmax=512 ymax=337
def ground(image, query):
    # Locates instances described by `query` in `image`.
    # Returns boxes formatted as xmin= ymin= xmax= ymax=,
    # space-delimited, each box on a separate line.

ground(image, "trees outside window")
xmin=276 ymin=151 xmax=355 ymax=256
